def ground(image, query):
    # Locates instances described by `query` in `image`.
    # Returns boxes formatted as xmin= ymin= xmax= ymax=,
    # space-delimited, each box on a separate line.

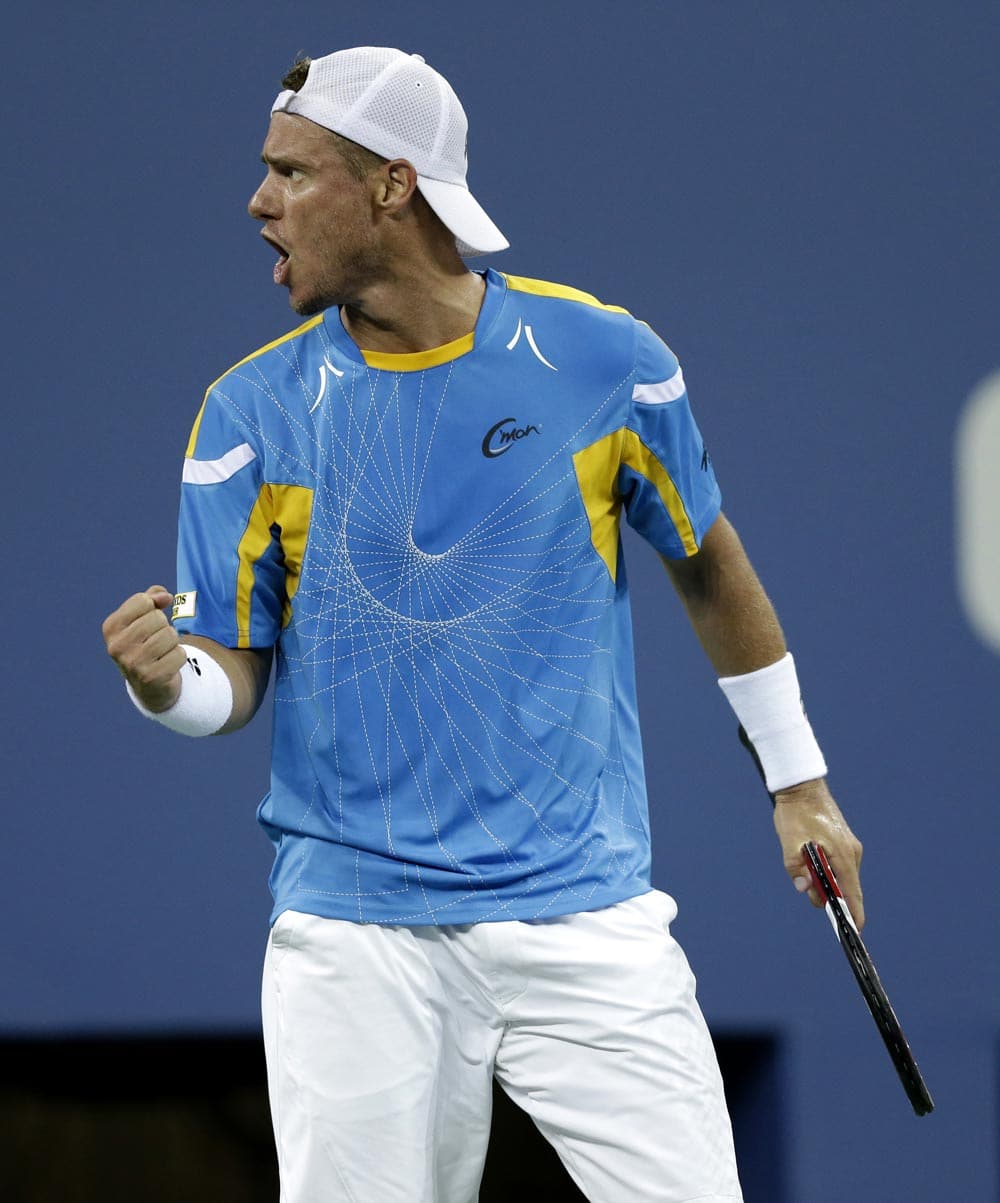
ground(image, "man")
xmin=102 ymin=47 xmax=862 ymax=1203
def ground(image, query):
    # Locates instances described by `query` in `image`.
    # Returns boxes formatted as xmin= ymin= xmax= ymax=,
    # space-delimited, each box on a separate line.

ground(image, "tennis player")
xmin=102 ymin=47 xmax=863 ymax=1203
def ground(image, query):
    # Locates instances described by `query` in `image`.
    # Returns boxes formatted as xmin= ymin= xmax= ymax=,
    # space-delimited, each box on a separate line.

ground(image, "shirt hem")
xmin=268 ymin=881 xmax=653 ymax=928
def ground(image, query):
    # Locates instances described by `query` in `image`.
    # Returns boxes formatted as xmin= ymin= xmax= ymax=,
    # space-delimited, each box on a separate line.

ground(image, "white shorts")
xmin=261 ymin=890 xmax=742 ymax=1203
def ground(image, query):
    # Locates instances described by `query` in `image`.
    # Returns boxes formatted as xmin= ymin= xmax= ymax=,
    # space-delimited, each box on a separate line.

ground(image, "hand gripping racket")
xmin=738 ymin=726 xmax=934 ymax=1116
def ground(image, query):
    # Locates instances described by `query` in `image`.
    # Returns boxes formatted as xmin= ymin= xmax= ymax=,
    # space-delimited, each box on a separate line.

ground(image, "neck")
xmin=341 ymin=258 xmax=487 ymax=355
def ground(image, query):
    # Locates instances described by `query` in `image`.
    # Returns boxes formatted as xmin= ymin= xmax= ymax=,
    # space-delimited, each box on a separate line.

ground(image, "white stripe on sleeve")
xmin=182 ymin=442 xmax=257 ymax=485
xmin=632 ymin=370 xmax=686 ymax=406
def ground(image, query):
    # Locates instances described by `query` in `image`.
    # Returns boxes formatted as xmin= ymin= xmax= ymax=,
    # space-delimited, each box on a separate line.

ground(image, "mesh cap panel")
xmin=288 ymin=48 xmax=467 ymax=182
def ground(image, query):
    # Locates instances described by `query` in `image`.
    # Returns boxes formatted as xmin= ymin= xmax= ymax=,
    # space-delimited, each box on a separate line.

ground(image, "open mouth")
xmin=262 ymin=231 xmax=290 ymax=286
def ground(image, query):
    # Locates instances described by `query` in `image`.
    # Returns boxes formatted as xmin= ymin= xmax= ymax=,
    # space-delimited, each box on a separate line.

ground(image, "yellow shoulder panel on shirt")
xmin=272 ymin=484 xmax=315 ymax=631
xmin=502 ymin=274 xmax=631 ymax=315
xmin=185 ymin=315 xmax=325 ymax=458
xmin=573 ymin=428 xmax=698 ymax=582
xmin=234 ymin=482 xmax=316 ymax=647
xmin=620 ymin=429 xmax=698 ymax=557
xmin=572 ymin=431 xmax=626 ymax=581
xmin=235 ymin=487 xmax=275 ymax=648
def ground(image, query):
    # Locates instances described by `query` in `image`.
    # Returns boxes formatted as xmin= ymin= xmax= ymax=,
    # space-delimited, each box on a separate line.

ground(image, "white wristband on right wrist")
xmin=718 ymin=652 xmax=827 ymax=793
xmin=126 ymin=644 xmax=233 ymax=737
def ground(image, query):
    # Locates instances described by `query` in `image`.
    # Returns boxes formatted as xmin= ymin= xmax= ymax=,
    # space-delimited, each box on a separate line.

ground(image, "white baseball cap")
xmin=271 ymin=47 xmax=509 ymax=258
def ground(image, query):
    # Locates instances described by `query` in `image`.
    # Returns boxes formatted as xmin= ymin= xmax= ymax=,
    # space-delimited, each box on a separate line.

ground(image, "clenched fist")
xmin=102 ymin=585 xmax=187 ymax=713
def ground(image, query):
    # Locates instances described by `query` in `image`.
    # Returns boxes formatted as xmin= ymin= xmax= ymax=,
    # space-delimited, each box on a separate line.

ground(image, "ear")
xmin=374 ymin=158 xmax=420 ymax=215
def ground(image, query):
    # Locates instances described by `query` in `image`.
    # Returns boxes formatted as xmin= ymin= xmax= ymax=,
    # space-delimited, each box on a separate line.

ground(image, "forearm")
xmin=183 ymin=636 xmax=273 ymax=733
xmin=664 ymin=513 xmax=864 ymax=918
xmin=666 ymin=511 xmax=825 ymax=791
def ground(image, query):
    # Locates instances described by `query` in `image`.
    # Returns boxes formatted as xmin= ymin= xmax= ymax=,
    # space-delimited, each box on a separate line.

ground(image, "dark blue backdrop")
xmin=6 ymin=2 xmax=998 ymax=1198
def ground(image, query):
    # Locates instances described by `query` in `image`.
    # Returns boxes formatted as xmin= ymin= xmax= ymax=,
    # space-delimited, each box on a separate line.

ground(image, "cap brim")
xmin=417 ymin=177 xmax=509 ymax=258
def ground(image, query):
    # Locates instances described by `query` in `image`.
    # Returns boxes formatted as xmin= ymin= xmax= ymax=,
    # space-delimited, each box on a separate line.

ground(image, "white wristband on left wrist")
xmin=718 ymin=652 xmax=827 ymax=794
xmin=126 ymin=644 xmax=233 ymax=737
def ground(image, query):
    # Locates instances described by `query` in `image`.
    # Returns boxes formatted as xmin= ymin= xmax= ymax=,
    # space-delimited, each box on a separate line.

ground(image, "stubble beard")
xmin=291 ymin=292 xmax=326 ymax=317
xmin=290 ymin=235 xmax=388 ymax=318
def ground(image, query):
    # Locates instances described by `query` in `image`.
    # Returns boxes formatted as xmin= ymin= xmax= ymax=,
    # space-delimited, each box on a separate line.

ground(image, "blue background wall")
xmin=5 ymin=2 xmax=998 ymax=1198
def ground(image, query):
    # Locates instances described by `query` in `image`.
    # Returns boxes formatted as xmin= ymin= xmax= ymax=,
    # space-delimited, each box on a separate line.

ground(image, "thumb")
xmin=786 ymin=848 xmax=824 ymax=909
xmin=144 ymin=584 xmax=174 ymax=611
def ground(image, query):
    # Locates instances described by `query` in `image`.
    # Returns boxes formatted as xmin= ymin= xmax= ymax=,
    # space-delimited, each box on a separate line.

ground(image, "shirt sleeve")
xmin=618 ymin=322 xmax=721 ymax=559
xmin=172 ymin=387 xmax=286 ymax=649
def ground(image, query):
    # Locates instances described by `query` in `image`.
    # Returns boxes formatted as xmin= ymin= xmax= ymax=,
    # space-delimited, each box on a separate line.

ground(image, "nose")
xmin=248 ymin=173 xmax=278 ymax=221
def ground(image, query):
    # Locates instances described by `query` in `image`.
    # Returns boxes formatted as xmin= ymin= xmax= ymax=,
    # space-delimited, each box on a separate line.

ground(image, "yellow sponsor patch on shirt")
xmin=172 ymin=590 xmax=197 ymax=621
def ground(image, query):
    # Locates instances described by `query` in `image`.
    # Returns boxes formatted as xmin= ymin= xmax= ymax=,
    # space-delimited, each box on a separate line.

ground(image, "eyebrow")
xmin=260 ymin=151 xmax=311 ymax=170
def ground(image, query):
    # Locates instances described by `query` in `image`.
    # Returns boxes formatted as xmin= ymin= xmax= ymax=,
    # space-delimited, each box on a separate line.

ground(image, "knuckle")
xmin=162 ymin=629 xmax=183 ymax=653
xmin=106 ymin=633 xmax=129 ymax=663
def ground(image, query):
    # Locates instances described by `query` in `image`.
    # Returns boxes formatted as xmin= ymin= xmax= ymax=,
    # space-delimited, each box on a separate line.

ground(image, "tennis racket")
xmin=802 ymin=840 xmax=934 ymax=1116
xmin=738 ymin=725 xmax=934 ymax=1116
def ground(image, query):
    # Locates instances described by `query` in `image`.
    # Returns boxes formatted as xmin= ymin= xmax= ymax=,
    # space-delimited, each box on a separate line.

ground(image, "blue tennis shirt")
xmin=174 ymin=269 xmax=721 ymax=925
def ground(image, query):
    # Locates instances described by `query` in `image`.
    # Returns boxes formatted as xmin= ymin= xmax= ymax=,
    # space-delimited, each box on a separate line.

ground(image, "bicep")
xmin=661 ymin=513 xmax=787 ymax=674
xmin=662 ymin=511 xmax=744 ymax=603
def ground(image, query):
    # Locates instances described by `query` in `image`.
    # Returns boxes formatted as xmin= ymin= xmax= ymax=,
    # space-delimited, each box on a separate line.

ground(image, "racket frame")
xmin=802 ymin=841 xmax=934 ymax=1116
xmin=738 ymin=723 xmax=934 ymax=1116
